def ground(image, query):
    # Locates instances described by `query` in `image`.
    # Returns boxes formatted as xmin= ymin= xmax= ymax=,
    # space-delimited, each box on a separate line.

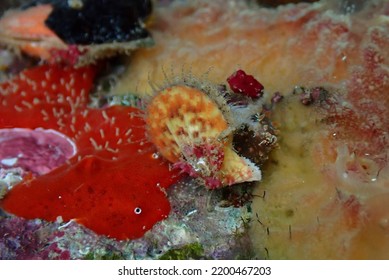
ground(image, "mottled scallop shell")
xmin=146 ymin=84 xmax=261 ymax=188
xmin=146 ymin=85 xmax=228 ymax=162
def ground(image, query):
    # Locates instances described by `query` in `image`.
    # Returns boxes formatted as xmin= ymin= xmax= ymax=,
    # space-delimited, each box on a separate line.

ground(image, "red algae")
xmin=0 ymin=64 xmax=179 ymax=239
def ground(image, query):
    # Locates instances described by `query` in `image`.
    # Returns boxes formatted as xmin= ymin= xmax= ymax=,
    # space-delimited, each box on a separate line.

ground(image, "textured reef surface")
xmin=1 ymin=0 xmax=389 ymax=260
xmin=113 ymin=0 xmax=389 ymax=259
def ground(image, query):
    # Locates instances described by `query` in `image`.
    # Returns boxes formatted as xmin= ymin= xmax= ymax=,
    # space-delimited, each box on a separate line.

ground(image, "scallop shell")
xmin=146 ymin=85 xmax=261 ymax=188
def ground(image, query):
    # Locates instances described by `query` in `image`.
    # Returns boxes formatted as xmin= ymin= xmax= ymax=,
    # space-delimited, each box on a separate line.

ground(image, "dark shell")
xmin=21 ymin=0 xmax=152 ymax=45
xmin=46 ymin=0 xmax=152 ymax=44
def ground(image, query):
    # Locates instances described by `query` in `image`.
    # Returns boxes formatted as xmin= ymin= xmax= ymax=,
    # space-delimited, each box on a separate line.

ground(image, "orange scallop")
xmin=146 ymin=85 xmax=228 ymax=162
xmin=146 ymin=84 xmax=261 ymax=188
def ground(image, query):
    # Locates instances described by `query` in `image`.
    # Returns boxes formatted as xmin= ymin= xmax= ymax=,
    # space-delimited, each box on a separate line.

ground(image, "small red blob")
xmin=227 ymin=69 xmax=264 ymax=99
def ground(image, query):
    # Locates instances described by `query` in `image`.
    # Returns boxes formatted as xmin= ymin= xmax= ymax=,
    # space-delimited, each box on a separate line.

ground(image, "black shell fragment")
xmin=42 ymin=0 xmax=152 ymax=45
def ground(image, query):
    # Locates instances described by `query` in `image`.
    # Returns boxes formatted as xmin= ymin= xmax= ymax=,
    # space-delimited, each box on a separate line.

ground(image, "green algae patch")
xmin=159 ymin=243 xmax=205 ymax=260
